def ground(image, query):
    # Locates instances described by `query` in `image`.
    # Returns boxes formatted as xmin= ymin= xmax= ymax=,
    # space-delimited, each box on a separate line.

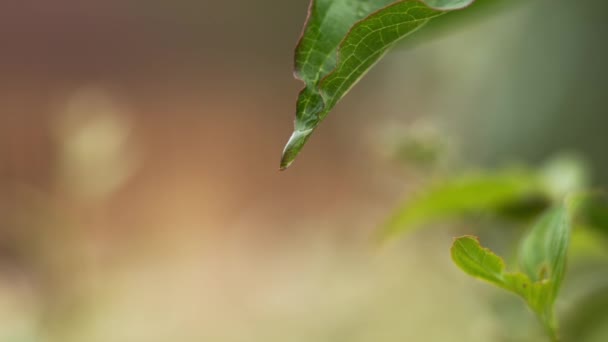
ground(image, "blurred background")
xmin=0 ymin=0 xmax=607 ymax=341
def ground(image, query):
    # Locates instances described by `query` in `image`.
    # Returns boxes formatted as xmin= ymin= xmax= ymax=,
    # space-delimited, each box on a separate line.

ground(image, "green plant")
xmin=451 ymin=202 xmax=572 ymax=341
xmin=381 ymin=155 xmax=608 ymax=341
xmin=281 ymin=1 xmax=608 ymax=341
xmin=376 ymin=152 xmax=589 ymax=338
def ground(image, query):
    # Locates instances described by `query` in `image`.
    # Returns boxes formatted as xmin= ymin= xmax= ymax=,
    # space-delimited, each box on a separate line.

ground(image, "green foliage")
xmin=280 ymin=0 xmax=474 ymax=169
xmin=519 ymin=206 xmax=572 ymax=303
xmin=381 ymin=155 xmax=590 ymax=240
xmin=376 ymin=154 xmax=608 ymax=340
xmin=380 ymin=169 xmax=544 ymax=239
xmin=281 ymin=1 xmax=608 ymax=340
xmin=451 ymin=236 xmax=547 ymax=307
xmin=452 ymin=201 xmax=574 ymax=341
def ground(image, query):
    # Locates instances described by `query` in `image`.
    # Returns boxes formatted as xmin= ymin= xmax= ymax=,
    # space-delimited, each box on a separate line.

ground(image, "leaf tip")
xmin=280 ymin=128 xmax=314 ymax=170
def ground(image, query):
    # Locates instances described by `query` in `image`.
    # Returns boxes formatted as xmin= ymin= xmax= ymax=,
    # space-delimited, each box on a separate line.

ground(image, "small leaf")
xmin=517 ymin=201 xmax=574 ymax=340
xmin=281 ymin=0 xmax=474 ymax=169
xmin=451 ymin=236 xmax=556 ymax=340
xmin=451 ymin=236 xmax=541 ymax=298
xmin=380 ymin=170 xmax=543 ymax=240
xmin=451 ymin=236 xmax=513 ymax=288
xmin=519 ymin=203 xmax=572 ymax=303
xmin=453 ymin=201 xmax=575 ymax=341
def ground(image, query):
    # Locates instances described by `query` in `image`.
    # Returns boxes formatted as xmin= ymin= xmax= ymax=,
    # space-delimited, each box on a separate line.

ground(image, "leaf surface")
xmin=452 ymin=201 xmax=575 ymax=341
xmin=380 ymin=170 xmax=543 ymax=240
xmin=520 ymin=202 xmax=572 ymax=304
xmin=281 ymin=0 xmax=474 ymax=169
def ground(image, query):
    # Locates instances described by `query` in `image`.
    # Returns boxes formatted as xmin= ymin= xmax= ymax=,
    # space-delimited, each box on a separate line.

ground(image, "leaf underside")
xmin=280 ymin=0 xmax=475 ymax=169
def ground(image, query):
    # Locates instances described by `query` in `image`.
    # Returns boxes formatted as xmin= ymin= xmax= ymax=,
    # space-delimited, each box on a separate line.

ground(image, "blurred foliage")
xmin=452 ymin=203 xmax=569 ymax=340
xmin=384 ymin=150 xmax=608 ymax=340
xmin=381 ymin=155 xmax=590 ymax=238
xmin=381 ymin=168 xmax=544 ymax=239
xmin=452 ymin=201 xmax=572 ymax=341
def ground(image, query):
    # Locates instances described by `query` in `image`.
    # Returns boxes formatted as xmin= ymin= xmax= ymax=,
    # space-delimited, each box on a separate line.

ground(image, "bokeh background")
xmin=0 ymin=0 xmax=607 ymax=341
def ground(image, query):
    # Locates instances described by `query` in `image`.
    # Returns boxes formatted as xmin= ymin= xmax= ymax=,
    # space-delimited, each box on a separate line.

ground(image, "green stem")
xmin=539 ymin=311 xmax=559 ymax=342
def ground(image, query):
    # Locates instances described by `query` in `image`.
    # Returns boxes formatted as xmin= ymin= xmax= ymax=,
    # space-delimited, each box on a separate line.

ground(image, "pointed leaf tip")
xmin=280 ymin=128 xmax=314 ymax=170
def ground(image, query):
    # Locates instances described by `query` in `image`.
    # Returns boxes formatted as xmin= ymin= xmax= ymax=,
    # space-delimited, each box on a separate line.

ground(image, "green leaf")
xmin=518 ymin=201 xmax=573 ymax=340
xmin=520 ymin=202 xmax=573 ymax=304
xmin=451 ymin=235 xmax=515 ymax=288
xmin=452 ymin=236 xmax=555 ymax=340
xmin=451 ymin=236 xmax=546 ymax=302
xmin=280 ymin=0 xmax=474 ymax=169
xmin=380 ymin=170 xmax=543 ymax=240
xmin=452 ymin=201 xmax=575 ymax=341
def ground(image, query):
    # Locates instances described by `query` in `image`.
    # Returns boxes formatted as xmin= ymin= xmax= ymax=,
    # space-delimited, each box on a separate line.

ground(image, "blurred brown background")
xmin=0 ymin=0 xmax=606 ymax=341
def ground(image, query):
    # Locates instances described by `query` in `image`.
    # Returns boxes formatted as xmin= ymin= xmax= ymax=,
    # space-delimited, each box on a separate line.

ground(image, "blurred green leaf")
xmin=380 ymin=155 xmax=590 ymax=240
xmin=451 ymin=236 xmax=523 ymax=289
xmin=280 ymin=0 xmax=474 ymax=169
xmin=451 ymin=236 xmax=549 ymax=305
xmin=519 ymin=202 xmax=573 ymax=339
xmin=380 ymin=170 xmax=543 ymax=240
xmin=453 ymin=201 xmax=574 ymax=341
xmin=520 ymin=205 xmax=571 ymax=301
xmin=452 ymin=236 xmax=554 ymax=339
